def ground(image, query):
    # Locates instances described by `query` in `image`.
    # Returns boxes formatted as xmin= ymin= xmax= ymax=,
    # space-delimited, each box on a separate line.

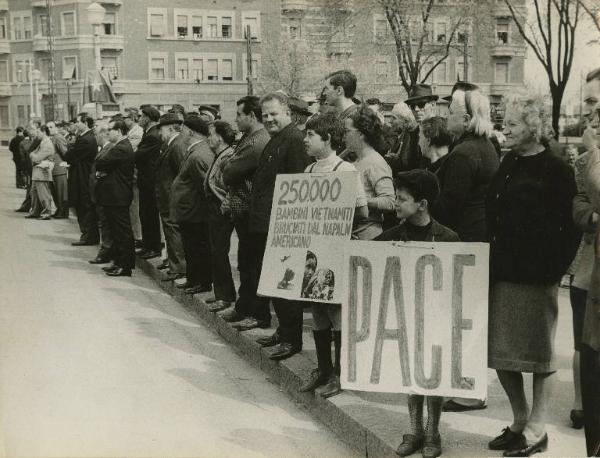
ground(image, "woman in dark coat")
xmin=485 ymin=96 xmax=580 ymax=457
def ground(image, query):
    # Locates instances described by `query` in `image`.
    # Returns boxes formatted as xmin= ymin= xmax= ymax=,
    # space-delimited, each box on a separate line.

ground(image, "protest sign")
xmin=258 ymin=172 xmax=358 ymax=303
xmin=341 ymin=240 xmax=489 ymax=399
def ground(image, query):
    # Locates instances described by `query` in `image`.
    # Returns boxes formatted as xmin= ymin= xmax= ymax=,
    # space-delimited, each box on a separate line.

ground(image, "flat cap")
xmin=158 ymin=112 xmax=183 ymax=127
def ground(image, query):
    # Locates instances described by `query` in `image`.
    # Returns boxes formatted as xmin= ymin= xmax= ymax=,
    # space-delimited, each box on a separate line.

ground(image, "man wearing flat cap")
xmin=198 ymin=105 xmax=220 ymax=124
xmin=289 ymin=96 xmax=312 ymax=130
xmin=155 ymin=113 xmax=189 ymax=280
xmin=135 ymin=105 xmax=162 ymax=259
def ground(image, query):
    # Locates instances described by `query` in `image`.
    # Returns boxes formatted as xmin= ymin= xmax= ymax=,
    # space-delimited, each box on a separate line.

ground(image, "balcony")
xmin=492 ymin=3 xmax=527 ymax=18
xmin=0 ymin=40 xmax=9 ymax=54
xmin=490 ymin=43 xmax=526 ymax=58
xmin=282 ymin=0 xmax=308 ymax=13
xmin=327 ymin=39 xmax=353 ymax=55
xmin=99 ymin=34 xmax=125 ymax=50
xmin=99 ymin=0 xmax=122 ymax=5
xmin=30 ymin=0 xmax=47 ymax=8
xmin=0 ymin=0 xmax=7 ymax=11
xmin=490 ymin=83 xmax=522 ymax=95
xmin=0 ymin=83 xmax=11 ymax=97
xmin=32 ymin=35 xmax=49 ymax=52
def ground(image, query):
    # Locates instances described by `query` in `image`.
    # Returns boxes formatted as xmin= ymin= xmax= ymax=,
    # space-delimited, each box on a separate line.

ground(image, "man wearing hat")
xmin=169 ymin=114 xmax=214 ymax=295
xmin=198 ymin=105 xmax=220 ymax=124
xmin=404 ymin=83 xmax=438 ymax=123
xmin=135 ymin=105 xmax=162 ymax=260
xmin=155 ymin=113 xmax=189 ymax=280
xmin=288 ymin=96 xmax=312 ymax=131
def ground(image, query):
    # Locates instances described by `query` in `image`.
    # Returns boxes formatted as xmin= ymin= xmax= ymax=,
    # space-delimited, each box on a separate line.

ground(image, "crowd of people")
xmin=8 ymin=67 xmax=600 ymax=458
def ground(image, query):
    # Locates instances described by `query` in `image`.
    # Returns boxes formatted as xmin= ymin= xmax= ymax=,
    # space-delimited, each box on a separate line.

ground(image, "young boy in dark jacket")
xmin=375 ymin=169 xmax=458 ymax=458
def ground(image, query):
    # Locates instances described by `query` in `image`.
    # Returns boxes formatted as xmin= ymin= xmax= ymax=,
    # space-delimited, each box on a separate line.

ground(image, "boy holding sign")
xmin=375 ymin=169 xmax=459 ymax=458
xmin=298 ymin=112 xmax=368 ymax=397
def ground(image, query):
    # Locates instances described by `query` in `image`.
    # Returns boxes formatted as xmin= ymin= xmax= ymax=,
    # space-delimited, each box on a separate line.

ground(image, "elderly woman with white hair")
xmin=431 ymin=82 xmax=499 ymax=243
xmin=485 ymin=96 xmax=580 ymax=456
xmin=384 ymin=101 xmax=421 ymax=173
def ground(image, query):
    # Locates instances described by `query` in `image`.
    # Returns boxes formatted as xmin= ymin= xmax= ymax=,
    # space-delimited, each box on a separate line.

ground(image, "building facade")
xmin=0 ymin=0 xmax=526 ymax=144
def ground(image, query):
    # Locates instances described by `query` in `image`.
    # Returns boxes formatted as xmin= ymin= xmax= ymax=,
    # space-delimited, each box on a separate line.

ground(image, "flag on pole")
xmin=82 ymin=69 xmax=116 ymax=104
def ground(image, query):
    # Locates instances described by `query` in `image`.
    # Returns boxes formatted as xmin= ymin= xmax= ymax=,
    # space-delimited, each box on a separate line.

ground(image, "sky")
xmin=523 ymin=4 xmax=600 ymax=107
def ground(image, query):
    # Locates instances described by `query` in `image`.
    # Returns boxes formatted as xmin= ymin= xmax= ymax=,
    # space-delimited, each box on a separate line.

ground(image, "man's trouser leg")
xmin=273 ymin=298 xmax=304 ymax=349
xmin=138 ymin=181 xmax=161 ymax=252
xmin=581 ymin=343 xmax=600 ymax=456
xmin=96 ymin=204 xmax=114 ymax=259
xmin=208 ymin=207 xmax=236 ymax=303
xmin=247 ymin=231 xmax=271 ymax=325
xmin=129 ymin=180 xmax=142 ymax=242
xmin=233 ymin=217 xmax=253 ymax=317
xmin=160 ymin=213 xmax=186 ymax=274
xmin=51 ymin=174 xmax=69 ymax=217
xmin=105 ymin=205 xmax=135 ymax=270
xmin=180 ymin=221 xmax=212 ymax=287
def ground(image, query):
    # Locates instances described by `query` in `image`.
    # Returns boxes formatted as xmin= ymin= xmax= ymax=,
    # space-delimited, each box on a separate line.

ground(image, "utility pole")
xmin=246 ymin=25 xmax=253 ymax=96
xmin=46 ymin=0 xmax=56 ymax=121
xmin=463 ymin=31 xmax=468 ymax=81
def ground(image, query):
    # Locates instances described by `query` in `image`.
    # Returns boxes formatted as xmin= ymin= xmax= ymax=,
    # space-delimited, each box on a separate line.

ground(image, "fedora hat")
xmin=288 ymin=97 xmax=312 ymax=116
xmin=442 ymin=81 xmax=480 ymax=102
xmin=404 ymin=84 xmax=439 ymax=106
xmin=158 ymin=112 xmax=183 ymax=127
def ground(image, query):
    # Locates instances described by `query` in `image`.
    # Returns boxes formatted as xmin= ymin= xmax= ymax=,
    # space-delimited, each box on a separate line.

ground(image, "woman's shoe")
xmin=422 ymin=435 xmax=442 ymax=458
xmin=570 ymin=409 xmax=584 ymax=429
xmin=503 ymin=433 xmax=548 ymax=457
xmin=396 ymin=434 xmax=424 ymax=457
xmin=489 ymin=427 xmax=524 ymax=450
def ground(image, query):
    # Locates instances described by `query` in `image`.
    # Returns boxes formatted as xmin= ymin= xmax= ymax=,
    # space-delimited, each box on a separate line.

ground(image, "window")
xmin=0 ymin=106 xmax=8 ymax=128
xmin=221 ymin=59 xmax=232 ymax=80
xmin=39 ymin=15 xmax=48 ymax=36
xmin=0 ymin=61 xmax=8 ymax=82
xmin=207 ymin=17 xmax=217 ymax=38
xmin=149 ymin=12 xmax=165 ymax=37
xmin=61 ymin=12 xmax=75 ymax=37
xmin=24 ymin=16 xmax=32 ymax=39
xmin=375 ymin=18 xmax=388 ymax=38
xmin=177 ymin=15 xmax=188 ymax=38
xmin=495 ymin=62 xmax=509 ymax=83
xmin=206 ymin=59 xmax=218 ymax=80
xmin=435 ymin=22 xmax=447 ymax=43
xmin=376 ymin=60 xmax=388 ymax=82
xmin=177 ymin=58 xmax=189 ymax=79
xmin=192 ymin=59 xmax=203 ymax=81
xmin=243 ymin=16 xmax=259 ymax=39
xmin=17 ymin=105 xmax=27 ymax=126
xmin=433 ymin=61 xmax=447 ymax=83
xmin=192 ymin=16 xmax=202 ymax=38
xmin=63 ymin=56 xmax=77 ymax=80
xmin=221 ymin=16 xmax=232 ymax=38
xmin=103 ymin=13 xmax=116 ymax=35
xmin=0 ymin=18 xmax=5 ymax=39
xmin=150 ymin=57 xmax=166 ymax=80
xmin=101 ymin=56 xmax=118 ymax=79
xmin=496 ymin=19 xmax=509 ymax=44
xmin=15 ymin=60 xmax=29 ymax=82
xmin=13 ymin=17 xmax=23 ymax=40
xmin=289 ymin=18 xmax=301 ymax=39
xmin=243 ymin=53 xmax=260 ymax=80
xmin=38 ymin=58 xmax=50 ymax=80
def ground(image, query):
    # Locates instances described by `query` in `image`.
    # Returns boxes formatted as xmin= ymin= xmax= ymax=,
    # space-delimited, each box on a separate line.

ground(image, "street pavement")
xmin=0 ymin=154 xmax=357 ymax=458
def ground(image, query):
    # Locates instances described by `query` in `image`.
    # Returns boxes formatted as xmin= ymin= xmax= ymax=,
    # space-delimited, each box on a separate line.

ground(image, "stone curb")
xmin=136 ymin=255 xmax=399 ymax=458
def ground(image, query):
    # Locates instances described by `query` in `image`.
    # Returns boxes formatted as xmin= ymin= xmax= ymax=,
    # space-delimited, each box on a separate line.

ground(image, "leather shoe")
xmin=106 ymin=267 xmax=132 ymax=277
xmin=157 ymin=260 xmax=169 ymax=270
xmin=318 ymin=374 xmax=341 ymax=398
xmin=503 ymin=433 xmax=547 ymax=457
xmin=299 ymin=368 xmax=329 ymax=392
xmin=395 ymin=434 xmax=424 ymax=457
xmin=72 ymin=240 xmax=98 ymax=246
xmin=422 ymin=434 xmax=442 ymax=458
xmin=135 ymin=248 xmax=147 ymax=255
xmin=269 ymin=343 xmax=300 ymax=360
xmin=207 ymin=300 xmax=231 ymax=312
xmin=15 ymin=207 xmax=28 ymax=212
xmin=102 ymin=264 xmax=119 ymax=272
xmin=570 ymin=409 xmax=584 ymax=429
xmin=205 ymin=296 xmax=218 ymax=304
xmin=232 ymin=317 xmax=270 ymax=331
xmin=24 ymin=214 xmax=37 ymax=219
xmin=184 ymin=284 xmax=212 ymax=295
xmin=89 ymin=257 xmax=111 ymax=264
xmin=176 ymin=281 xmax=193 ymax=289
xmin=256 ymin=333 xmax=280 ymax=347
xmin=221 ymin=310 xmax=245 ymax=323
xmin=161 ymin=272 xmax=185 ymax=282
xmin=443 ymin=399 xmax=487 ymax=412
xmin=134 ymin=239 xmax=143 ymax=249
xmin=489 ymin=427 xmax=525 ymax=451
xmin=140 ymin=250 xmax=160 ymax=260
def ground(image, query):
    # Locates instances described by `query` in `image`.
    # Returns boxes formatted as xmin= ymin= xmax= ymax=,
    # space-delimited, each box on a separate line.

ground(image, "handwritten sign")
xmin=258 ymin=172 xmax=358 ymax=303
xmin=341 ymin=241 xmax=489 ymax=399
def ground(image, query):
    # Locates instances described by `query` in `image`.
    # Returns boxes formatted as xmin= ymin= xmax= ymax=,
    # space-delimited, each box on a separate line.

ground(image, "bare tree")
xmin=504 ymin=0 xmax=581 ymax=137
xmin=376 ymin=0 xmax=468 ymax=93
xmin=578 ymin=0 xmax=600 ymax=33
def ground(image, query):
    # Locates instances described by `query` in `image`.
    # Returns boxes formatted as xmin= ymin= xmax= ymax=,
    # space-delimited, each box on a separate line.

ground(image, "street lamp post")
xmin=86 ymin=2 xmax=105 ymax=118
xmin=32 ymin=69 xmax=42 ymax=120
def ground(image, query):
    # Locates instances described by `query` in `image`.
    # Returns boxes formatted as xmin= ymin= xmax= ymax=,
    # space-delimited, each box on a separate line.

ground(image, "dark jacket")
xmin=65 ymin=129 xmax=98 ymax=207
xmin=375 ymin=218 xmax=459 ymax=242
xmin=486 ymin=149 xmax=581 ymax=284
xmin=18 ymin=137 xmax=36 ymax=176
xmin=135 ymin=124 xmax=162 ymax=186
xmin=9 ymin=135 xmax=24 ymax=165
xmin=95 ymin=138 xmax=135 ymax=207
xmin=384 ymin=127 xmax=423 ymax=174
xmin=50 ymin=133 xmax=69 ymax=176
xmin=248 ymin=123 xmax=311 ymax=233
xmin=169 ymin=138 xmax=214 ymax=223
xmin=90 ymin=142 xmax=113 ymax=204
xmin=430 ymin=132 xmax=499 ymax=242
xmin=155 ymin=132 xmax=189 ymax=215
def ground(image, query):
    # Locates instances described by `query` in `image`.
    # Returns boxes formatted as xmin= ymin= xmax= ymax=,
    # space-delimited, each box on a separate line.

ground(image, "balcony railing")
xmin=282 ymin=0 xmax=308 ymax=13
xmin=99 ymin=34 xmax=125 ymax=50
xmin=30 ymin=0 xmax=47 ymax=8
xmin=32 ymin=35 xmax=49 ymax=52
xmin=490 ymin=43 xmax=526 ymax=58
xmin=99 ymin=0 xmax=122 ymax=5
xmin=102 ymin=66 xmax=119 ymax=81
